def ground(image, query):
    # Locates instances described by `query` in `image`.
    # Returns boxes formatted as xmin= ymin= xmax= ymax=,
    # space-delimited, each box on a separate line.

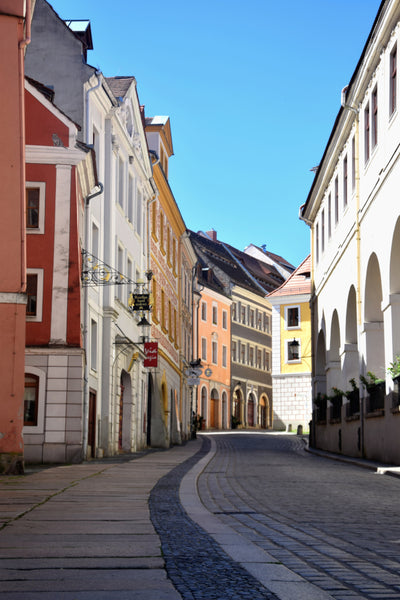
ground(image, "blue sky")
xmin=50 ymin=0 xmax=381 ymax=268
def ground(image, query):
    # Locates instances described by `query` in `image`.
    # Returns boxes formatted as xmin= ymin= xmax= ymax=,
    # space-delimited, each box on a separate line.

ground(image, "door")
xmin=88 ymin=390 xmax=97 ymax=458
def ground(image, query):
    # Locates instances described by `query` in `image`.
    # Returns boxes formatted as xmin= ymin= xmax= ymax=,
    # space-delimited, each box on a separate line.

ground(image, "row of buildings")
xmin=301 ymin=0 xmax=400 ymax=464
xmin=0 ymin=0 xmax=313 ymax=473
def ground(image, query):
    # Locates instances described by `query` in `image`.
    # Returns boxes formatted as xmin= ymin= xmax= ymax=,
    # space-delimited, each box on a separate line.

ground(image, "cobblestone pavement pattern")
xmin=196 ymin=433 xmax=400 ymax=600
xmin=150 ymin=436 xmax=279 ymax=600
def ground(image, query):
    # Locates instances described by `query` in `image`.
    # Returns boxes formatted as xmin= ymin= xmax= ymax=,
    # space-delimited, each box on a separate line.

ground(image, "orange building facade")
xmin=197 ymin=287 xmax=232 ymax=430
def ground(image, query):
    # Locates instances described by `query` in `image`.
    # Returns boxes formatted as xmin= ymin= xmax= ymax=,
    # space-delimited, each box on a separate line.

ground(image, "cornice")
xmin=26 ymin=145 xmax=87 ymax=165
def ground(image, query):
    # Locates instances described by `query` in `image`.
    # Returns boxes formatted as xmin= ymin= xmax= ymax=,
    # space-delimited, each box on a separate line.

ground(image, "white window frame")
xmin=201 ymin=301 xmax=207 ymax=322
xmin=222 ymin=345 xmax=227 ymax=368
xmin=212 ymin=341 xmax=218 ymax=365
xmin=285 ymin=305 xmax=300 ymax=330
xmin=286 ymin=338 xmax=301 ymax=364
xmin=201 ymin=337 xmax=207 ymax=361
xmin=90 ymin=317 xmax=98 ymax=372
xmin=212 ymin=303 xmax=218 ymax=325
xmin=26 ymin=181 xmax=46 ymax=234
xmin=26 ymin=268 xmax=44 ymax=322
xmin=23 ymin=366 xmax=46 ymax=434
xmin=222 ymin=309 xmax=228 ymax=329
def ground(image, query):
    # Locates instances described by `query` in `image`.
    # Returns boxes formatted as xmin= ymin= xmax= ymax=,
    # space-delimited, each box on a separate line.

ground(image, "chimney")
xmin=206 ymin=229 xmax=217 ymax=242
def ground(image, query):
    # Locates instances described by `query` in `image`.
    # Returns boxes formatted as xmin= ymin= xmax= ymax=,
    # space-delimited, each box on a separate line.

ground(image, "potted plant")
xmin=360 ymin=371 xmax=385 ymax=412
xmin=387 ymin=356 xmax=400 ymax=407
xmin=344 ymin=378 xmax=360 ymax=417
xmin=330 ymin=387 xmax=343 ymax=421
xmin=231 ymin=415 xmax=241 ymax=429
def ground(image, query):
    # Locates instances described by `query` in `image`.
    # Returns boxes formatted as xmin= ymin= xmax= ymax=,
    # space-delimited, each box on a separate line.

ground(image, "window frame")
xmin=23 ymin=367 xmax=46 ymax=434
xmin=26 ymin=182 xmax=46 ymax=234
xmin=286 ymin=338 xmax=301 ymax=363
xmin=285 ymin=305 xmax=300 ymax=330
xmin=26 ymin=268 xmax=44 ymax=322
xmin=390 ymin=44 xmax=397 ymax=117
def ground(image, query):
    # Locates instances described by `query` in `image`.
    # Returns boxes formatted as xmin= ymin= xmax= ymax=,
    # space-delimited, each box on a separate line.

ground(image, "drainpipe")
xmin=18 ymin=0 xmax=32 ymax=292
xmin=82 ymin=182 xmax=103 ymax=460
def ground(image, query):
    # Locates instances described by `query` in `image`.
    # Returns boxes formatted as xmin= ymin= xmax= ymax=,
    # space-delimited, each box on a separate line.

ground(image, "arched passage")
xmin=364 ymin=253 xmax=385 ymax=378
xmin=343 ymin=286 xmax=359 ymax=385
xmin=327 ymin=311 xmax=341 ymax=391
xmin=210 ymin=388 xmax=219 ymax=428
xmin=247 ymin=392 xmax=256 ymax=426
xmin=119 ymin=370 xmax=132 ymax=452
xmin=221 ymin=391 xmax=228 ymax=429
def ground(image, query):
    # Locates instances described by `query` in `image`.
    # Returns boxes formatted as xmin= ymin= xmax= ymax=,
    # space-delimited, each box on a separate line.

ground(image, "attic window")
xmin=302 ymin=271 xmax=311 ymax=280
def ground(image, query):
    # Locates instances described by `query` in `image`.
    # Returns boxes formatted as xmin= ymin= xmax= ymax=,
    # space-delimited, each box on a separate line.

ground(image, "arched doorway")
xmin=232 ymin=386 xmax=242 ymax=427
xmin=146 ymin=373 xmax=154 ymax=446
xmin=210 ymin=388 xmax=219 ymax=428
xmin=119 ymin=370 xmax=132 ymax=452
xmin=364 ymin=253 xmax=385 ymax=378
xmin=247 ymin=393 xmax=255 ymax=426
xmin=260 ymin=395 xmax=270 ymax=429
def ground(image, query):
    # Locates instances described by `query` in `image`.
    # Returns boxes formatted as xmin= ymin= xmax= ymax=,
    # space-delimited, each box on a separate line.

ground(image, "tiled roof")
xmin=267 ymin=255 xmax=311 ymax=298
xmin=189 ymin=231 xmax=285 ymax=296
xmin=105 ymin=76 xmax=135 ymax=99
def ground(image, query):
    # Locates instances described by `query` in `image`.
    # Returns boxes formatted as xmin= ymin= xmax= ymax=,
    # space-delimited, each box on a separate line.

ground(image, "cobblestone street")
xmin=195 ymin=433 xmax=400 ymax=600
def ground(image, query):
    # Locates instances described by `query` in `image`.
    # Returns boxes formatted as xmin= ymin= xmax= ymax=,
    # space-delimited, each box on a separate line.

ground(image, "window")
xmin=26 ymin=273 xmax=38 ymax=316
xmin=351 ymin=137 xmax=356 ymax=192
xmin=264 ymin=350 xmax=270 ymax=371
xmin=316 ymin=223 xmax=319 ymax=264
xmin=232 ymin=341 xmax=237 ymax=362
xmin=232 ymin=303 xmax=237 ymax=321
xmin=167 ymin=227 xmax=171 ymax=265
xmin=152 ymin=277 xmax=158 ymax=323
xmin=26 ymin=182 xmax=45 ymax=233
xmin=372 ymin=87 xmax=378 ymax=149
xmin=151 ymin=202 xmax=157 ymax=238
xmin=257 ymin=349 xmax=262 ymax=369
xmin=287 ymin=339 xmax=300 ymax=362
xmin=328 ymin=193 xmax=332 ymax=239
xmin=222 ymin=345 xmax=227 ymax=368
xmin=334 ymin=176 xmax=339 ymax=225
xmin=168 ymin=300 xmax=172 ymax=340
xmin=222 ymin=310 xmax=228 ymax=329
xmin=117 ymin=245 xmax=124 ymax=302
xmin=264 ymin=314 xmax=270 ymax=333
xmin=174 ymin=309 xmax=177 ymax=345
xmin=160 ymin=212 xmax=165 ymax=252
xmin=241 ymin=343 xmax=246 ymax=364
xmin=90 ymin=318 xmax=98 ymax=371
xmin=390 ymin=45 xmax=397 ymax=116
xmin=128 ymin=174 xmax=134 ymax=223
xmin=24 ymin=374 xmax=39 ymax=426
xmin=249 ymin=347 xmax=254 ymax=367
xmin=212 ymin=341 xmax=218 ymax=364
xmin=212 ymin=305 xmax=218 ymax=325
xmin=136 ymin=189 xmax=142 ymax=236
xmin=118 ymin=157 xmax=124 ymax=209
xmin=201 ymin=301 xmax=207 ymax=321
xmin=26 ymin=269 xmax=43 ymax=322
xmin=201 ymin=337 xmax=207 ymax=361
xmin=257 ymin=312 xmax=262 ymax=330
xmin=161 ymin=289 xmax=166 ymax=331
xmin=321 ymin=210 xmax=325 ymax=254
xmin=343 ymin=155 xmax=348 ymax=208
xmin=249 ymin=309 xmax=255 ymax=327
xmin=91 ymin=221 xmax=99 ymax=258
xmin=364 ymin=103 xmax=370 ymax=162
xmin=172 ymin=238 xmax=177 ymax=275
xmin=241 ymin=305 xmax=246 ymax=324
xmin=286 ymin=306 xmax=300 ymax=329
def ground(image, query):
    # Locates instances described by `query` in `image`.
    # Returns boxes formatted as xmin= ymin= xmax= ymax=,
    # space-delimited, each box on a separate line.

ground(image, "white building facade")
xmin=301 ymin=0 xmax=400 ymax=464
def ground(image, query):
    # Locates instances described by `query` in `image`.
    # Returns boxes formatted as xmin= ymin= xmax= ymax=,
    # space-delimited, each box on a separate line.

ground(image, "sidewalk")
xmin=0 ymin=438 xmax=203 ymax=600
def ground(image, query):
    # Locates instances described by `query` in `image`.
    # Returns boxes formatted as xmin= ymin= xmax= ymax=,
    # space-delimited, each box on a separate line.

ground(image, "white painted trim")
xmin=26 ymin=145 xmax=87 ymax=165
xmin=50 ymin=165 xmax=71 ymax=343
xmin=0 ymin=292 xmax=27 ymax=304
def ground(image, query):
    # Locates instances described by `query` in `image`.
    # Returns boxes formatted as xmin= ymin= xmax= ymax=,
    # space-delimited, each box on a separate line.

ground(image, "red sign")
xmin=144 ymin=342 xmax=158 ymax=367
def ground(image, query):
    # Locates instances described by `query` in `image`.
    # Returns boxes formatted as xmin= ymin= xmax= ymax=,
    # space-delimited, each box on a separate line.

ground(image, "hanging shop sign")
xmin=144 ymin=342 xmax=158 ymax=367
xmin=129 ymin=292 xmax=151 ymax=312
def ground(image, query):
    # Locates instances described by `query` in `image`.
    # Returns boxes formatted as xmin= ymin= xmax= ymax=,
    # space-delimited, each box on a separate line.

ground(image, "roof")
xmin=105 ymin=76 xmax=136 ymax=100
xmin=245 ymin=244 xmax=295 ymax=271
xmin=189 ymin=231 xmax=285 ymax=297
xmin=268 ymin=255 xmax=311 ymax=298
